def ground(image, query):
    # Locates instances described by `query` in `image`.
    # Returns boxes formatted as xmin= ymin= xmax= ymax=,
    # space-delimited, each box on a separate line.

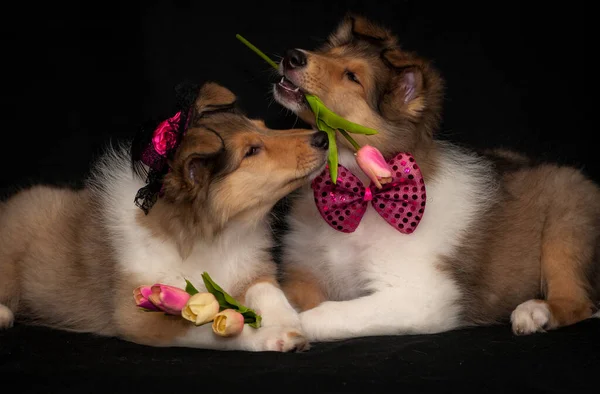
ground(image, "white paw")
xmin=511 ymin=300 xmax=551 ymax=335
xmin=260 ymin=310 xmax=301 ymax=330
xmin=253 ymin=326 xmax=310 ymax=352
xmin=0 ymin=305 xmax=14 ymax=329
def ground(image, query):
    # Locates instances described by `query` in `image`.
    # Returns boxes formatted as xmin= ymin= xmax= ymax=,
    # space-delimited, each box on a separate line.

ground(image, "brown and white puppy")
xmin=0 ymin=82 xmax=328 ymax=351
xmin=273 ymin=14 xmax=600 ymax=341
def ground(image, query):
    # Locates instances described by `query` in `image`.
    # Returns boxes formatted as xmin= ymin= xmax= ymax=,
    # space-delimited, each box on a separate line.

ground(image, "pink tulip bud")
xmin=181 ymin=292 xmax=220 ymax=326
xmin=355 ymin=145 xmax=393 ymax=189
xmin=133 ymin=285 xmax=161 ymax=311
xmin=147 ymin=284 xmax=191 ymax=315
xmin=212 ymin=309 xmax=245 ymax=337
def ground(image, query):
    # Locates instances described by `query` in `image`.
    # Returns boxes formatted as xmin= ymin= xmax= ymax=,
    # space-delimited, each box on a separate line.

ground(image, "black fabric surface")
xmin=2 ymin=321 xmax=599 ymax=393
xmin=1 ymin=1 xmax=594 ymax=393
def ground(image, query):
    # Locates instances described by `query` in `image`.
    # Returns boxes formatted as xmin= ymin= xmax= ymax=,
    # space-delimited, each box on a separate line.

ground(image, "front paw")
xmin=260 ymin=309 xmax=301 ymax=330
xmin=252 ymin=326 xmax=310 ymax=352
xmin=299 ymin=305 xmax=325 ymax=340
xmin=511 ymin=300 xmax=551 ymax=335
xmin=0 ymin=305 xmax=14 ymax=329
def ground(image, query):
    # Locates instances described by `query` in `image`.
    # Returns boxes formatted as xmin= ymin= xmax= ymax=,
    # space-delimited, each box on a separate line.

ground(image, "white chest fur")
xmin=93 ymin=148 xmax=272 ymax=293
xmin=284 ymin=144 xmax=497 ymax=332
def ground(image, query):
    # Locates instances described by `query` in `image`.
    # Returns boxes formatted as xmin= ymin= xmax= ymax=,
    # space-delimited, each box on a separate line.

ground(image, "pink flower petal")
xmin=356 ymin=145 xmax=393 ymax=189
xmin=133 ymin=286 xmax=161 ymax=311
xmin=149 ymin=284 xmax=191 ymax=315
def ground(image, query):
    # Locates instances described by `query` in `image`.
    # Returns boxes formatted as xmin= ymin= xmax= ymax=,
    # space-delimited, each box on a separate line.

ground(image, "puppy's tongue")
xmin=278 ymin=77 xmax=299 ymax=92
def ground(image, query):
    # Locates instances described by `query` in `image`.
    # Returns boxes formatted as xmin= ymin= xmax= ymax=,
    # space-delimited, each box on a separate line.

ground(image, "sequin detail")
xmin=311 ymin=152 xmax=426 ymax=234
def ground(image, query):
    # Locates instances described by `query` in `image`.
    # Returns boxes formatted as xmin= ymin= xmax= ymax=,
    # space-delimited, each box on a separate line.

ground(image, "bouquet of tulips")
xmin=133 ymin=272 xmax=261 ymax=337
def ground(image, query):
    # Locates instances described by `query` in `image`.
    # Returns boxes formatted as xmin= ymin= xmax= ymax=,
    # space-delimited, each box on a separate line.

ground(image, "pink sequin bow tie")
xmin=311 ymin=152 xmax=426 ymax=234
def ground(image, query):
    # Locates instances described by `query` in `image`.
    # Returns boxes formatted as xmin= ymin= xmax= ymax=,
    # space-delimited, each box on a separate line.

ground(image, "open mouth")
xmin=274 ymin=77 xmax=307 ymax=107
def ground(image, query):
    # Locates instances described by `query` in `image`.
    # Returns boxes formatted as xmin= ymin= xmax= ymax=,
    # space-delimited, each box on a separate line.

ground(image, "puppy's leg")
xmin=0 ymin=207 xmax=19 ymax=329
xmin=0 ymin=304 xmax=14 ymax=329
xmin=511 ymin=236 xmax=596 ymax=335
xmin=240 ymin=279 xmax=310 ymax=351
xmin=511 ymin=169 xmax=599 ymax=335
xmin=298 ymin=290 xmax=460 ymax=342
xmin=0 ymin=262 xmax=17 ymax=329
xmin=280 ymin=266 xmax=327 ymax=312
xmin=114 ymin=281 xmax=308 ymax=352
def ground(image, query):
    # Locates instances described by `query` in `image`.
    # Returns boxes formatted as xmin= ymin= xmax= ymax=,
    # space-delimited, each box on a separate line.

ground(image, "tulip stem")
xmin=236 ymin=34 xmax=279 ymax=70
xmin=338 ymin=129 xmax=361 ymax=150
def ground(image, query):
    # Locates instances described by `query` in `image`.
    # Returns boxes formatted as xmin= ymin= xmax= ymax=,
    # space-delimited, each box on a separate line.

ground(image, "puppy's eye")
xmin=345 ymin=71 xmax=360 ymax=85
xmin=244 ymin=146 xmax=261 ymax=158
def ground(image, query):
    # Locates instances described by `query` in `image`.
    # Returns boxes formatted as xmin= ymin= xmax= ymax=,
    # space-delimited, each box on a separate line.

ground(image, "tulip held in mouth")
xmin=355 ymin=145 xmax=393 ymax=189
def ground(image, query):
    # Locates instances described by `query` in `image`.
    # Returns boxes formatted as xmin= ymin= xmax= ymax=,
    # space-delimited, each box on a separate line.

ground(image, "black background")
xmin=0 ymin=1 xmax=593 ymax=195
xmin=1 ymin=1 xmax=596 ymax=393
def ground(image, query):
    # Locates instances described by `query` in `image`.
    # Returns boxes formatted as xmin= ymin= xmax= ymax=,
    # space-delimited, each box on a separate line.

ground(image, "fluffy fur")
xmin=273 ymin=14 xmax=600 ymax=342
xmin=0 ymin=83 xmax=328 ymax=351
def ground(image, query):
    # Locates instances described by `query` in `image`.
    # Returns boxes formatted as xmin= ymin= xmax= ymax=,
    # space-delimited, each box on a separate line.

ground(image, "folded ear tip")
xmin=195 ymin=82 xmax=237 ymax=111
xmin=199 ymin=82 xmax=236 ymax=99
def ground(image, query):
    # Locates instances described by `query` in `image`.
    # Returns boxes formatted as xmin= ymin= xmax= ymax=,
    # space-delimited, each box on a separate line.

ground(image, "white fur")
xmin=284 ymin=143 xmax=498 ymax=341
xmin=511 ymin=300 xmax=551 ymax=335
xmin=0 ymin=304 xmax=14 ymax=329
xmin=89 ymin=145 xmax=306 ymax=351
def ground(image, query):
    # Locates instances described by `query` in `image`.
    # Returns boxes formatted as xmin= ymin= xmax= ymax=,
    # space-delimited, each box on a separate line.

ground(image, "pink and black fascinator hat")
xmin=131 ymin=82 xmax=242 ymax=214
xmin=130 ymin=82 xmax=199 ymax=214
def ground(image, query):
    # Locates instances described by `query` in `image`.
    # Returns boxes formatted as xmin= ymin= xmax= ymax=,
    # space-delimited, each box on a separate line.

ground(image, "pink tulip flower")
xmin=146 ymin=284 xmax=191 ymax=315
xmin=355 ymin=145 xmax=393 ymax=189
xmin=133 ymin=285 xmax=161 ymax=311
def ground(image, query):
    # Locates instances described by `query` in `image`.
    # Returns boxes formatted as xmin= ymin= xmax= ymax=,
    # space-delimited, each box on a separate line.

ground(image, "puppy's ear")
xmin=382 ymin=49 xmax=425 ymax=104
xmin=350 ymin=15 xmax=396 ymax=45
xmin=180 ymin=129 xmax=225 ymax=188
xmin=379 ymin=49 xmax=428 ymax=120
xmin=325 ymin=14 xmax=396 ymax=48
xmin=191 ymin=82 xmax=238 ymax=120
xmin=184 ymin=153 xmax=217 ymax=188
xmin=160 ymin=128 xmax=225 ymax=200
xmin=379 ymin=48 xmax=444 ymax=137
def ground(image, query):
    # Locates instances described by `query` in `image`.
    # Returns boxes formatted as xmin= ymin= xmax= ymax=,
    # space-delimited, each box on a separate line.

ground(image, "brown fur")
xmin=276 ymin=14 xmax=600 ymax=332
xmin=443 ymin=165 xmax=600 ymax=327
xmin=280 ymin=266 xmax=327 ymax=312
xmin=0 ymin=83 xmax=327 ymax=348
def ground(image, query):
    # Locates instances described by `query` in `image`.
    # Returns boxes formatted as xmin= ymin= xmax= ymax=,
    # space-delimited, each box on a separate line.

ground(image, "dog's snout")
xmin=285 ymin=49 xmax=307 ymax=69
xmin=310 ymin=131 xmax=329 ymax=150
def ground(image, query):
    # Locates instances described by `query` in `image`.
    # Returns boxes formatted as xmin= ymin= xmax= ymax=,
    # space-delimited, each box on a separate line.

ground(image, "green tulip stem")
xmin=338 ymin=129 xmax=361 ymax=151
xmin=236 ymin=34 xmax=279 ymax=70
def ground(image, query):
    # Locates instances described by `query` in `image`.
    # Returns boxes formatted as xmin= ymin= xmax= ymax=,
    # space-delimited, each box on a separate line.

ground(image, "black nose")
xmin=285 ymin=49 xmax=307 ymax=69
xmin=311 ymin=131 xmax=329 ymax=150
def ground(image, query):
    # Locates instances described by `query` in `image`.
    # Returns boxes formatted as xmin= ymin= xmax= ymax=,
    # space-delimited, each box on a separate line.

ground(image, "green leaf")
xmin=306 ymin=95 xmax=378 ymax=136
xmin=184 ymin=279 xmax=199 ymax=296
xmin=246 ymin=314 xmax=262 ymax=329
xmin=200 ymin=272 xmax=262 ymax=328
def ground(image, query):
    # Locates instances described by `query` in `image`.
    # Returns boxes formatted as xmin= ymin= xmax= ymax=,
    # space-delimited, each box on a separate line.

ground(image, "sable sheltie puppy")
xmin=0 ymin=82 xmax=329 ymax=351
xmin=272 ymin=14 xmax=600 ymax=342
